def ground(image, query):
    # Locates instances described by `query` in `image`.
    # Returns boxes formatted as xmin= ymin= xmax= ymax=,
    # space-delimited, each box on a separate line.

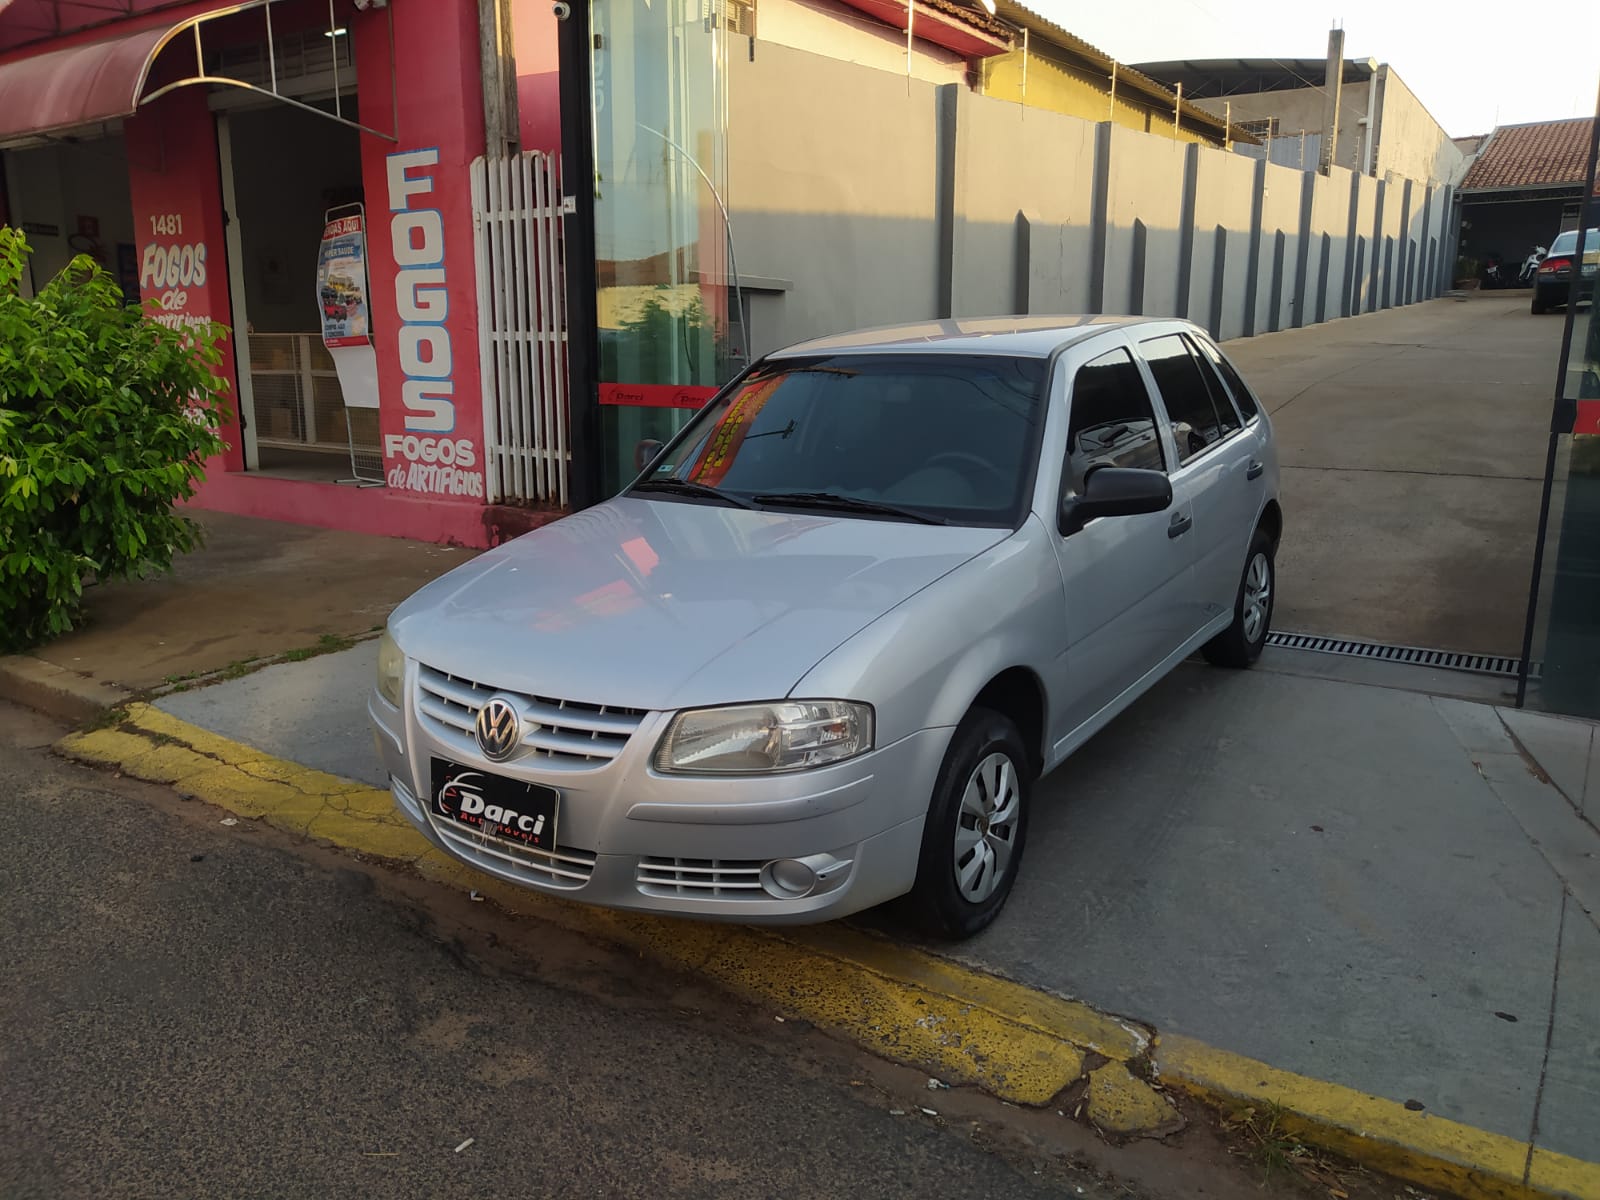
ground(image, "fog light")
xmin=761 ymin=858 xmax=818 ymax=899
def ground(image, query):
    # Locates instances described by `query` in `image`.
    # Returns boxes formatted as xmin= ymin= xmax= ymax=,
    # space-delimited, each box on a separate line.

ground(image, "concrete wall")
xmin=729 ymin=42 xmax=941 ymax=356
xmin=1373 ymin=68 xmax=1464 ymax=190
xmin=1194 ymin=68 xmax=1463 ymax=188
xmin=1196 ymin=82 xmax=1371 ymax=173
xmin=728 ymin=45 xmax=1453 ymax=357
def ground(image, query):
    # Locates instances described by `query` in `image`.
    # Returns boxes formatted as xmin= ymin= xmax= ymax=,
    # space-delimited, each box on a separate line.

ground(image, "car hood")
xmin=389 ymin=497 xmax=1009 ymax=712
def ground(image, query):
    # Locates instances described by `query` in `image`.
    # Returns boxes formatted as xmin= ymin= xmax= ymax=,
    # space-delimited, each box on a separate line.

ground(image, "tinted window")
xmin=644 ymin=354 xmax=1047 ymax=526
xmin=1065 ymin=349 xmax=1165 ymax=494
xmin=1193 ymin=336 xmax=1260 ymax=420
xmin=1184 ymin=335 xmax=1244 ymax=434
xmin=1141 ymin=334 xmax=1237 ymax=463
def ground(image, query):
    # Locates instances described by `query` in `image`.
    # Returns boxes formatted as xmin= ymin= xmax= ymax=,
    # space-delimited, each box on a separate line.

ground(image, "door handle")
xmin=1168 ymin=512 xmax=1193 ymax=538
xmin=1246 ymin=459 xmax=1265 ymax=481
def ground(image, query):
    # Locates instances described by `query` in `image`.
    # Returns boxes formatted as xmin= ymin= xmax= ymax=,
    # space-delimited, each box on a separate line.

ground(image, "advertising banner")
xmin=316 ymin=212 xmax=371 ymax=347
xmin=316 ymin=208 xmax=379 ymax=411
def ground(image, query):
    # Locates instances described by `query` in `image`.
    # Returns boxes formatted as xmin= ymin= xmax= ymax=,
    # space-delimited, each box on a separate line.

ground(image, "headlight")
xmin=654 ymin=700 xmax=874 ymax=774
xmin=376 ymin=629 xmax=405 ymax=708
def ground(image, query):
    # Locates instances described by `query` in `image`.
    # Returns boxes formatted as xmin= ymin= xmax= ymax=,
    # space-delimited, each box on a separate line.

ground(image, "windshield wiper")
xmin=631 ymin=478 xmax=759 ymax=510
xmin=752 ymin=491 xmax=947 ymax=525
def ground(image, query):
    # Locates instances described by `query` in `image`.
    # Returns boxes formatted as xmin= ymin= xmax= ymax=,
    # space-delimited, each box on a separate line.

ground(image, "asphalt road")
xmin=0 ymin=703 xmax=1153 ymax=1200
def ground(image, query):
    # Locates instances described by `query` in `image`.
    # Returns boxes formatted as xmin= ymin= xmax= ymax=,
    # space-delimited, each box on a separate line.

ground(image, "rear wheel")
xmin=1531 ymin=295 xmax=1548 ymax=315
xmin=907 ymin=707 xmax=1031 ymax=939
xmin=1202 ymin=528 xmax=1275 ymax=668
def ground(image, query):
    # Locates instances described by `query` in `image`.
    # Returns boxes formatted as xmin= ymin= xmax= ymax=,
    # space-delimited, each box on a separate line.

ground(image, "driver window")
xmin=1065 ymin=348 xmax=1166 ymax=495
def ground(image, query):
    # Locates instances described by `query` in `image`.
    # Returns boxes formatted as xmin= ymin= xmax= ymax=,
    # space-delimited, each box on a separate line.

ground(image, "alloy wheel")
xmin=1242 ymin=551 xmax=1272 ymax=644
xmin=954 ymin=752 xmax=1020 ymax=903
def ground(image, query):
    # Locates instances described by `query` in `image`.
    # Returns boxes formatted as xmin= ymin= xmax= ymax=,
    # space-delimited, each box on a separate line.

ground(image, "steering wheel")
xmin=923 ymin=451 xmax=1007 ymax=486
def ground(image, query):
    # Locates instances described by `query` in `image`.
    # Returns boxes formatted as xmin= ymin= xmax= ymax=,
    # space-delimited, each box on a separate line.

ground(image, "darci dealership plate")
xmin=430 ymin=759 xmax=559 ymax=853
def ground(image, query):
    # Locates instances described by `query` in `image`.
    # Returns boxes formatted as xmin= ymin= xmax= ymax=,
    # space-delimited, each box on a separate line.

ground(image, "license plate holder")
xmin=429 ymin=758 xmax=559 ymax=853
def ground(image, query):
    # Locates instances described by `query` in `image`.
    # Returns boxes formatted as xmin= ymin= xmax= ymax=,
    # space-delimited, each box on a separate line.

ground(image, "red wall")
xmin=124 ymin=87 xmax=244 ymax=471
xmin=354 ymin=0 xmax=490 ymax=506
xmin=512 ymin=2 xmax=560 ymax=154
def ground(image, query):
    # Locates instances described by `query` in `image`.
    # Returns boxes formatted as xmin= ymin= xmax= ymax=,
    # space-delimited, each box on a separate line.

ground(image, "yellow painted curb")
xmin=1157 ymin=1035 xmax=1600 ymax=1200
xmin=59 ymin=704 xmax=1600 ymax=1199
xmin=59 ymin=705 xmax=1149 ymax=1113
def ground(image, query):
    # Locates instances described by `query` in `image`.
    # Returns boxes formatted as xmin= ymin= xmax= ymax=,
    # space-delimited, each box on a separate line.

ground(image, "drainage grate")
xmin=1265 ymin=631 xmax=1537 ymax=679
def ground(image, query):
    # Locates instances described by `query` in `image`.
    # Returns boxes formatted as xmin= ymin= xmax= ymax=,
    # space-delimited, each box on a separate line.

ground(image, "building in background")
xmin=0 ymin=0 xmax=563 ymax=547
xmin=978 ymin=0 xmax=1235 ymax=148
xmin=1454 ymin=117 xmax=1599 ymax=281
xmin=1135 ymin=54 xmax=1463 ymax=187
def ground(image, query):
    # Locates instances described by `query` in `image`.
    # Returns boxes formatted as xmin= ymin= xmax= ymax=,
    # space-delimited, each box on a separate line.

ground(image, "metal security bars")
xmin=471 ymin=152 xmax=571 ymax=506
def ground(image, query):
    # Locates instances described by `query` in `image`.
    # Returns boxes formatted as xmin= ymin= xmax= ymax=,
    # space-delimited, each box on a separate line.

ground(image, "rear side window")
xmin=1065 ymin=348 xmax=1166 ymax=494
xmin=1140 ymin=334 xmax=1240 ymax=464
xmin=1193 ymin=336 xmax=1260 ymax=420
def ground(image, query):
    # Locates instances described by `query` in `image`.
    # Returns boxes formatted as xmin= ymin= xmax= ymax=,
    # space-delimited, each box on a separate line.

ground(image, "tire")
xmin=1202 ymin=528 xmax=1275 ymax=669
xmin=1531 ymin=296 xmax=1548 ymax=315
xmin=906 ymin=707 xmax=1031 ymax=939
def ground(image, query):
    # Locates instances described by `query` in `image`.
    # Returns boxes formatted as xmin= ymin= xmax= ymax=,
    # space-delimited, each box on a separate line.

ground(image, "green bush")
xmin=0 ymin=227 xmax=229 ymax=651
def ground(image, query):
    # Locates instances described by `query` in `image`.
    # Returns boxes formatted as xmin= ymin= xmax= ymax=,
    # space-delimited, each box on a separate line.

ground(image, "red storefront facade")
xmin=0 ymin=0 xmax=559 ymax=547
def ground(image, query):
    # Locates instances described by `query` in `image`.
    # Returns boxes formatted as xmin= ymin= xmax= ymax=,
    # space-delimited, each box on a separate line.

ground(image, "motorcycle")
xmin=1483 ymin=255 xmax=1507 ymax=289
xmin=1518 ymin=246 xmax=1547 ymax=288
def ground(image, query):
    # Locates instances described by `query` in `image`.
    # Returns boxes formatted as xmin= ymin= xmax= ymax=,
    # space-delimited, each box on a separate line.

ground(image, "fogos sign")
xmin=385 ymin=149 xmax=483 ymax=499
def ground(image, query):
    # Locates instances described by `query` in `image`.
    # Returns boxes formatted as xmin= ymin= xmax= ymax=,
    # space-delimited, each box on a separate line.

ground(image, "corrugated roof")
xmin=1460 ymin=117 xmax=1596 ymax=192
xmin=1133 ymin=58 xmax=1378 ymax=97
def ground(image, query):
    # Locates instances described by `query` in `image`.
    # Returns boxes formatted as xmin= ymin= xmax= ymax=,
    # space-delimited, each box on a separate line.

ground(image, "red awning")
xmin=834 ymin=0 xmax=1010 ymax=59
xmin=0 ymin=22 xmax=176 ymax=142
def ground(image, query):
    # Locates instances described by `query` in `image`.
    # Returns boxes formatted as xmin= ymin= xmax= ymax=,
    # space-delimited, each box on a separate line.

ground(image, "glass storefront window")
xmin=1524 ymin=130 xmax=1600 ymax=715
xmin=588 ymin=0 xmax=741 ymax=495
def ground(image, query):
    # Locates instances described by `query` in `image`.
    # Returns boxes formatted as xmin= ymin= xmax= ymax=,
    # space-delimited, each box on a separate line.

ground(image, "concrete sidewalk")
xmin=143 ymin=635 xmax=1600 ymax=1171
xmin=0 ymin=510 xmax=475 ymax=720
xmin=1225 ymin=293 xmax=1562 ymax=656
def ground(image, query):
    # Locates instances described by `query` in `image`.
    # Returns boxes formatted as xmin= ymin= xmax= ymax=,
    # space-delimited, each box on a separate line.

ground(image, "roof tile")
xmin=1461 ymin=117 xmax=1596 ymax=192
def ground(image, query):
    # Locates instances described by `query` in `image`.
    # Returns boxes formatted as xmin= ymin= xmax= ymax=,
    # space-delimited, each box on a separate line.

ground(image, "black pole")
xmin=557 ymin=0 xmax=602 ymax=510
xmin=1514 ymin=85 xmax=1600 ymax=707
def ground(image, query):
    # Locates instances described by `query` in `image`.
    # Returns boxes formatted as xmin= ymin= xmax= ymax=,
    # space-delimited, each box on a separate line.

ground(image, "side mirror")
xmin=634 ymin=438 xmax=665 ymax=473
xmin=1058 ymin=467 xmax=1172 ymax=536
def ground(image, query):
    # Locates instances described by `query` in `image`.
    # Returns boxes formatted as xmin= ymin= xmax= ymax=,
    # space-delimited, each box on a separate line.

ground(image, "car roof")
xmin=767 ymin=315 xmax=1187 ymax=360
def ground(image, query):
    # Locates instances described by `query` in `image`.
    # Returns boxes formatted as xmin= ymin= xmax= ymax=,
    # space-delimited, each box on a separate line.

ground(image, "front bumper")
xmin=368 ymin=682 xmax=948 ymax=923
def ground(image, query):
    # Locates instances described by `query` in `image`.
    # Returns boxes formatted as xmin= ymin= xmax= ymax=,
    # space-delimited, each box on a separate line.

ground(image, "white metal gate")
xmin=471 ymin=152 xmax=570 ymax=505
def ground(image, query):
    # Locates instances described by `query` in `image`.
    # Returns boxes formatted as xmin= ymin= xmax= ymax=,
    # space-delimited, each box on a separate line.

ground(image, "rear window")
xmin=1548 ymin=229 xmax=1599 ymax=256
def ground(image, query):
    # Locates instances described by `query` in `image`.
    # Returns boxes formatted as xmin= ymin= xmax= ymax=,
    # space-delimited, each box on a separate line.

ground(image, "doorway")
xmin=217 ymin=99 xmax=367 ymax=480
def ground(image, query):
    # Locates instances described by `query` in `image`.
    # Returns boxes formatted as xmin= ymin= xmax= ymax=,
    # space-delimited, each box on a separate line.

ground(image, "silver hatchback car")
xmin=370 ymin=317 xmax=1280 ymax=937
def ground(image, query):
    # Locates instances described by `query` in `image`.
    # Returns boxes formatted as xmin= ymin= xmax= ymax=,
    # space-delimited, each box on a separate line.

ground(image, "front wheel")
xmin=1202 ymin=529 xmax=1275 ymax=668
xmin=906 ymin=707 xmax=1031 ymax=939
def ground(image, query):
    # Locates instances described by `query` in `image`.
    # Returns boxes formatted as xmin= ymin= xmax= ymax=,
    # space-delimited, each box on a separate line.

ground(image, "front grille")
xmin=416 ymin=665 xmax=646 ymax=771
xmin=636 ymin=856 xmax=767 ymax=899
xmin=429 ymin=811 xmax=597 ymax=889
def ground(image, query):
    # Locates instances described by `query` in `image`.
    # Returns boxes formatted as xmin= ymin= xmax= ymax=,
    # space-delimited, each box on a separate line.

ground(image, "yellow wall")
xmin=980 ymin=49 xmax=1220 ymax=147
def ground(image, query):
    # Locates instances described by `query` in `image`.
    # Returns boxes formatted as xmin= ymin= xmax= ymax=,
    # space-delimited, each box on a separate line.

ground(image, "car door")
xmin=1190 ymin=332 xmax=1272 ymax=604
xmin=1135 ymin=332 xmax=1255 ymax=626
xmin=1047 ymin=344 xmax=1199 ymax=743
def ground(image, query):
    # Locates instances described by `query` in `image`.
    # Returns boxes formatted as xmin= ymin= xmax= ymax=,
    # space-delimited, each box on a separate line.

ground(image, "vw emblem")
xmin=475 ymin=696 xmax=521 ymax=762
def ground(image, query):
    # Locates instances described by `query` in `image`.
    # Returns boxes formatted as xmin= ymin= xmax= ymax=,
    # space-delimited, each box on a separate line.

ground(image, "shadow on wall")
xmin=727 ymin=44 xmax=1456 ymax=356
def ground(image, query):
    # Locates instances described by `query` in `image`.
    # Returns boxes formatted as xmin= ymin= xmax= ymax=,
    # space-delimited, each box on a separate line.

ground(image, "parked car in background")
xmin=1532 ymin=227 xmax=1599 ymax=314
xmin=371 ymin=317 xmax=1282 ymax=938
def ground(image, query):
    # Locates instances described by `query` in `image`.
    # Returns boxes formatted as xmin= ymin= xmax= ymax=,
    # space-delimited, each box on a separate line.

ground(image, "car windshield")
xmin=633 ymin=353 xmax=1048 ymax=526
xmin=1548 ymin=229 xmax=1599 ymax=257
